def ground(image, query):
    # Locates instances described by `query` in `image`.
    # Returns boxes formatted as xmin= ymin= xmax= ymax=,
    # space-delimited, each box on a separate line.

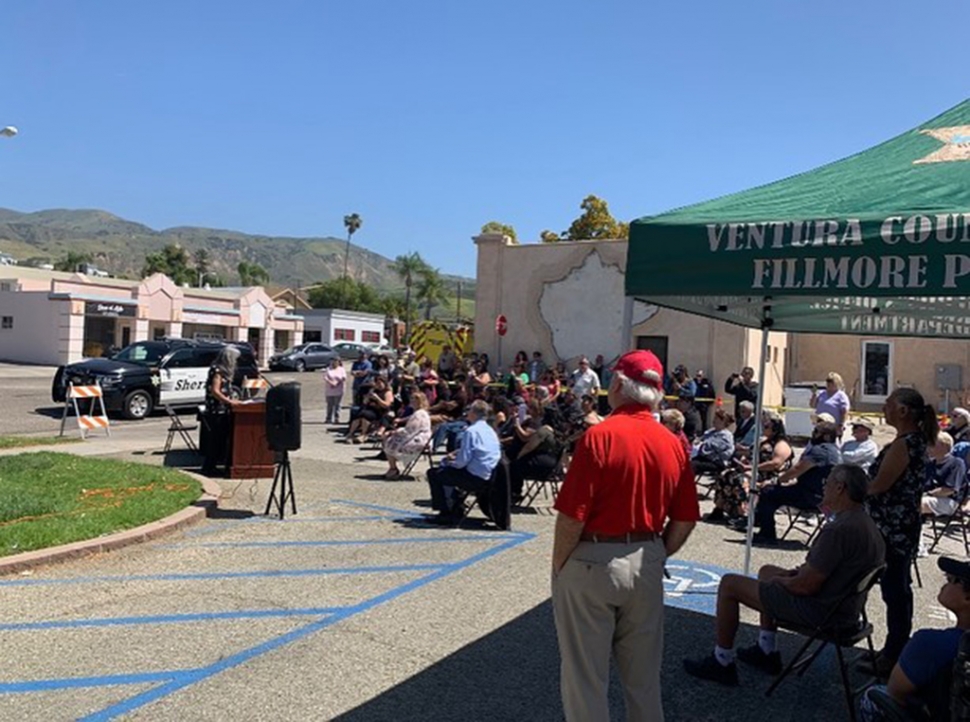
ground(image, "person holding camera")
xmin=724 ymin=367 xmax=759 ymax=418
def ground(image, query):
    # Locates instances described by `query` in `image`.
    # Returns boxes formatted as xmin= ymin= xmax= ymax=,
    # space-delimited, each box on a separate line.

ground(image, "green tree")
xmin=540 ymin=230 xmax=561 ymax=243
xmin=391 ymin=251 xmax=428 ymax=344
xmin=307 ymin=277 xmax=382 ymax=313
xmin=142 ymin=244 xmax=194 ymax=285
xmin=564 ymin=195 xmax=629 ymax=240
xmin=341 ymin=213 xmax=362 ymax=305
xmin=480 ymin=221 xmax=518 ymax=243
xmin=415 ymin=267 xmax=449 ymax=320
xmin=54 ymin=251 xmax=92 ymax=272
xmin=193 ymin=249 xmax=210 ymax=276
xmin=237 ymin=261 xmax=270 ymax=286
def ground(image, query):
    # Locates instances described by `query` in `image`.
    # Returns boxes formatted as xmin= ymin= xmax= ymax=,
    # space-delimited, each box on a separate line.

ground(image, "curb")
xmin=0 ymin=472 xmax=222 ymax=577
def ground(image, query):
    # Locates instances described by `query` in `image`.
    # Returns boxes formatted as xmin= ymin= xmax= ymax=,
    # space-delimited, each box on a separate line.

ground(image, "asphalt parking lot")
xmin=0 ymin=364 xmax=964 ymax=721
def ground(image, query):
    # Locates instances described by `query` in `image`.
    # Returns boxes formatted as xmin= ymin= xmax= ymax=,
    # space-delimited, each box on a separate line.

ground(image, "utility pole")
xmin=456 ymin=280 xmax=462 ymax=324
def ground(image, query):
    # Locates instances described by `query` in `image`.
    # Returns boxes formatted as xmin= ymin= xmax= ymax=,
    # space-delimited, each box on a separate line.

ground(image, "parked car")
xmin=268 ymin=343 xmax=339 ymax=372
xmin=333 ymin=342 xmax=370 ymax=360
xmin=52 ymin=339 xmax=259 ymax=420
xmin=366 ymin=344 xmax=398 ymax=361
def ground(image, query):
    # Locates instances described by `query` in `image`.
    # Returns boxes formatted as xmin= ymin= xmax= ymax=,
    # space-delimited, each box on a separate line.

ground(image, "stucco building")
xmin=301 ymin=309 xmax=387 ymax=347
xmin=473 ymin=233 xmax=788 ymax=406
xmin=0 ymin=267 xmax=303 ymax=366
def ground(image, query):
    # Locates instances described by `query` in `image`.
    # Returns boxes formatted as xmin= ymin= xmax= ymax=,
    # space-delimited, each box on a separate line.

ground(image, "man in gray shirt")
xmin=685 ymin=464 xmax=886 ymax=685
xmin=841 ymin=418 xmax=879 ymax=473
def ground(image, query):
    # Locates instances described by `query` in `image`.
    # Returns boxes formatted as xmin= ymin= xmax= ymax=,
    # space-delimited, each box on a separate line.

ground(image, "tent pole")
xmin=743 ymin=319 xmax=772 ymax=576
xmin=622 ymin=297 xmax=634 ymax=352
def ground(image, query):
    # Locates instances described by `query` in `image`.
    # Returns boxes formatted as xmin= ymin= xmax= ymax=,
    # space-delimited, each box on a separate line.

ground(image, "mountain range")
xmin=0 ymin=208 xmax=475 ymax=300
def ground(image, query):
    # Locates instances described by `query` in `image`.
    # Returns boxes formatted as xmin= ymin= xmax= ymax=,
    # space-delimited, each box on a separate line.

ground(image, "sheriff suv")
xmin=52 ymin=339 xmax=259 ymax=420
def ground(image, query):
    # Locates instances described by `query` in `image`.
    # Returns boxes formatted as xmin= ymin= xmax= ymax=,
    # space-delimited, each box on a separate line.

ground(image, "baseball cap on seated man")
xmin=938 ymin=556 xmax=970 ymax=584
xmin=611 ymin=350 xmax=664 ymax=389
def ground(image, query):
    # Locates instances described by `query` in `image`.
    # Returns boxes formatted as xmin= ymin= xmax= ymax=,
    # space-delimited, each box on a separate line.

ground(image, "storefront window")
xmin=335 ymin=328 xmax=355 ymax=341
xmin=361 ymin=330 xmax=381 ymax=344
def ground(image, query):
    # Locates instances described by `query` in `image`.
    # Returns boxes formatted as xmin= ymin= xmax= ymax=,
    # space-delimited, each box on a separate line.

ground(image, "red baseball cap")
xmin=612 ymin=350 xmax=664 ymax=389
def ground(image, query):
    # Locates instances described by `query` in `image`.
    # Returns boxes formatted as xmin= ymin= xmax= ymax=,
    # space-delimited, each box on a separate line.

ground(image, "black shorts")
xmin=759 ymin=581 xmax=830 ymax=630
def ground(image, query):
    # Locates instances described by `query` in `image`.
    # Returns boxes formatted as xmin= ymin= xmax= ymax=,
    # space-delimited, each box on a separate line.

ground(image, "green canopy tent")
xmin=624 ymin=98 xmax=970 ymax=572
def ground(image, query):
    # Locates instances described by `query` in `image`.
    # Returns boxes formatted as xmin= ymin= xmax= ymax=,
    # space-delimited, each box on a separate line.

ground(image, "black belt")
xmin=580 ymin=531 xmax=659 ymax=543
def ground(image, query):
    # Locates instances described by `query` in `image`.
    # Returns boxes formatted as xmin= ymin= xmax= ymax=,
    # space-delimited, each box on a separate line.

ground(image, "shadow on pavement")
xmin=332 ymin=600 xmax=856 ymax=722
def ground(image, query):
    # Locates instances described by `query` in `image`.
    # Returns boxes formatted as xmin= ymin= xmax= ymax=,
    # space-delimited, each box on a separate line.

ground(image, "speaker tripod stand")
xmin=265 ymin=450 xmax=297 ymax=519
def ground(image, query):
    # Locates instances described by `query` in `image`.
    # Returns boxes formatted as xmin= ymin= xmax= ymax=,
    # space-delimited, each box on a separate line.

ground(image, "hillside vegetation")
xmin=0 ymin=208 xmax=475 ymax=303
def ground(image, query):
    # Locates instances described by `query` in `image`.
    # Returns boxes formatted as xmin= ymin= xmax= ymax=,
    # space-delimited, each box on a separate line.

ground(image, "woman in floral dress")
xmin=383 ymin=391 xmax=432 ymax=480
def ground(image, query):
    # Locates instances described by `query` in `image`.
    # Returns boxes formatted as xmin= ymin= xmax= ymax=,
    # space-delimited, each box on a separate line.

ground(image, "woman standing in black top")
xmin=201 ymin=346 xmax=241 ymax=475
xmin=867 ymin=387 xmax=939 ymax=674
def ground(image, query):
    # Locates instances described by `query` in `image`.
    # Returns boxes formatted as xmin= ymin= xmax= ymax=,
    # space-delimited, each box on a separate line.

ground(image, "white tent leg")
xmin=743 ymin=324 xmax=771 ymax=576
xmin=622 ymin=297 xmax=634 ymax=353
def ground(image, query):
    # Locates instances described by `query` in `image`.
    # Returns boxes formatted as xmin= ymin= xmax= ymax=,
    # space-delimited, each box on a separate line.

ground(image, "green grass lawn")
xmin=0 ymin=453 xmax=202 ymax=556
xmin=0 ymin=435 xmax=80 ymax=450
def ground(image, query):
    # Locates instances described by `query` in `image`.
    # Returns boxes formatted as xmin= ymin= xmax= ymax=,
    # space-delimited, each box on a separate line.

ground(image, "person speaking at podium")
xmin=201 ymin=346 xmax=241 ymax=476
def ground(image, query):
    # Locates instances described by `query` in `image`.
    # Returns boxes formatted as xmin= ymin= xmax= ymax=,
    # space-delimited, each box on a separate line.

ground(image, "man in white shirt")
xmin=570 ymin=357 xmax=601 ymax=399
xmin=841 ymin=418 xmax=879 ymax=473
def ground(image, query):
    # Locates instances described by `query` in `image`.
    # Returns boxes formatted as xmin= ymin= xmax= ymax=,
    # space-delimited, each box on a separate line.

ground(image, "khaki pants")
xmin=552 ymin=539 xmax=666 ymax=722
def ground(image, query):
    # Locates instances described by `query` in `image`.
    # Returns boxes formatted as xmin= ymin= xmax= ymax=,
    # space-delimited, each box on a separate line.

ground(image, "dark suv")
xmin=52 ymin=339 xmax=259 ymax=420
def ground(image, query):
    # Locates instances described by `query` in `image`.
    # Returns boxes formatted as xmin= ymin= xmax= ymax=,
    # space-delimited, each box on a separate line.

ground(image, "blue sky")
xmin=1 ymin=1 xmax=965 ymax=277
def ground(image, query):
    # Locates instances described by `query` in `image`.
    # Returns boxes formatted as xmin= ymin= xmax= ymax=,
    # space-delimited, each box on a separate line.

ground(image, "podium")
xmin=229 ymin=401 xmax=275 ymax=479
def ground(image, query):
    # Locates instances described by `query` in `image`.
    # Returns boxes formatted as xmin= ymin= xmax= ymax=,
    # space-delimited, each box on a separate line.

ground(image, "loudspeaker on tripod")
xmin=266 ymin=382 xmax=301 ymax=451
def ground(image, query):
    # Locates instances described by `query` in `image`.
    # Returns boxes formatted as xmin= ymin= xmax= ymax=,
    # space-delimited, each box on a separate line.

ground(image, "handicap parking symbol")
xmin=662 ymin=561 xmax=732 ymax=616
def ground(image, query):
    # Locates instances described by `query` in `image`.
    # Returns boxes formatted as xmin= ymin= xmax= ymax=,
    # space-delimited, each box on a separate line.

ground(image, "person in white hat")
xmin=946 ymin=407 xmax=970 ymax=444
xmin=842 ymin=418 xmax=879 ymax=473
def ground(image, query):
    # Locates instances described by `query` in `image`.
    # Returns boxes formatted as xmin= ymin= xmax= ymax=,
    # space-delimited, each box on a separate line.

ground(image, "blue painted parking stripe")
xmin=79 ymin=532 xmax=536 ymax=721
xmin=0 ymin=670 xmax=183 ymax=694
xmin=0 ymin=608 xmax=344 ymax=631
xmin=184 ymin=535 xmax=524 ymax=548
xmin=330 ymin=498 xmax=423 ymax=517
xmin=0 ymin=562 xmax=445 ymax=587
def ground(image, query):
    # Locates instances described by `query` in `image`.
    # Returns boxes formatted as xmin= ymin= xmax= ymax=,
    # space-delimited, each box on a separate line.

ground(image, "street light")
xmin=0 ymin=126 xmax=18 ymax=138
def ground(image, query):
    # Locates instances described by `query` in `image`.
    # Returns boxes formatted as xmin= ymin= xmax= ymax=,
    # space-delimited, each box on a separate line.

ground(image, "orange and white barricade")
xmin=59 ymin=382 xmax=111 ymax=439
xmin=242 ymin=377 xmax=270 ymax=399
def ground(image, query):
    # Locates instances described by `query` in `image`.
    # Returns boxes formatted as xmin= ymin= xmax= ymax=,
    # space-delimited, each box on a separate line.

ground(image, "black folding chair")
xmin=519 ymin=448 xmax=568 ymax=508
xmin=453 ymin=457 xmax=512 ymax=531
xmin=926 ymin=483 xmax=970 ymax=556
xmin=780 ymin=506 xmax=826 ymax=545
xmin=163 ymin=405 xmax=199 ymax=453
xmin=401 ymin=437 xmax=437 ymax=479
xmin=766 ymin=563 xmax=886 ymax=722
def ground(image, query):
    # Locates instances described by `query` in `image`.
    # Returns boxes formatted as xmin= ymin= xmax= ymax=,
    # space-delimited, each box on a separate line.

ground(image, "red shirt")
xmin=555 ymin=405 xmax=700 ymax=535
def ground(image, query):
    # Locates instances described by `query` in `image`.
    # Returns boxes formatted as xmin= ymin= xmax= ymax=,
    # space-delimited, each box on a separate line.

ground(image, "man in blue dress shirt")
xmin=427 ymin=400 xmax=501 ymax=523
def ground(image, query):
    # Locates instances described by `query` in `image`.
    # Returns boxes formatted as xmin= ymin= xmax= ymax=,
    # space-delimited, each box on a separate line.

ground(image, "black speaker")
xmin=266 ymin=382 xmax=302 ymax=451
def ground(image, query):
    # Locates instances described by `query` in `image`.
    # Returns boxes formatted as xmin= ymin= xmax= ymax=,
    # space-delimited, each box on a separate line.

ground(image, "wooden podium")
xmin=229 ymin=401 xmax=276 ymax=479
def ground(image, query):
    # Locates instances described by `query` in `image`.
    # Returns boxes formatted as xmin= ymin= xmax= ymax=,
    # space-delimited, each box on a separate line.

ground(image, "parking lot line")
xmin=0 ymin=671 xmax=183 ymax=695
xmin=181 ymin=534 xmax=526 ymax=548
xmin=0 ymin=607 xmax=348 ymax=631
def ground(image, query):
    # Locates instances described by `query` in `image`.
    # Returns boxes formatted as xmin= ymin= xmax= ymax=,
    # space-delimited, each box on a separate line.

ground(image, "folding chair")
xmin=520 ymin=448 xmax=568 ymax=508
xmin=779 ymin=506 xmax=826 ymax=545
xmin=163 ymin=405 xmax=199 ymax=453
xmin=926 ymin=487 xmax=970 ymax=556
xmin=401 ymin=437 xmax=437 ymax=479
xmin=453 ymin=457 xmax=511 ymax=531
xmin=766 ymin=563 xmax=886 ymax=722
xmin=695 ymin=465 xmax=728 ymax=500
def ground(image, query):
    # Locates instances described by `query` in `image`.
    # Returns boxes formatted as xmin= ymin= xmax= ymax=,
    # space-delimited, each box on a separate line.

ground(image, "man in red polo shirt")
xmin=552 ymin=350 xmax=700 ymax=722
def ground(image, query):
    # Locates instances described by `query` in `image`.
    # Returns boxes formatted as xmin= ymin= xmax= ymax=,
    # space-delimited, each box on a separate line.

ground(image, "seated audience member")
xmin=842 ymin=418 xmax=880 ymax=473
xmin=509 ymin=405 xmax=563 ymax=502
xmin=418 ymin=357 xmax=439 ymax=405
xmin=426 ymin=400 xmax=501 ymax=523
xmin=579 ymin=394 xmax=603 ymax=427
xmin=859 ymin=557 xmax=970 ymax=721
xmin=345 ymin=376 xmax=394 ymax=443
xmin=742 ymin=421 xmax=842 ymax=544
xmin=922 ymin=431 xmax=966 ymax=517
xmin=946 ymin=407 xmax=970 ymax=444
xmin=382 ymin=391 xmax=432 ymax=479
xmin=541 ymin=369 xmax=562 ymax=402
xmin=685 ymin=465 xmax=886 ymax=685
xmin=662 ymin=408 xmax=692 ymax=457
xmin=733 ymin=401 xmax=758 ymax=454
xmin=527 ymin=351 xmax=547 ymax=384
xmin=691 ymin=408 xmax=736 ymax=477
xmin=506 ymin=363 xmax=531 ymax=400
xmin=708 ymin=416 xmax=793 ymax=523
xmin=676 ymin=388 xmax=703 ymax=441
xmin=429 ymin=383 xmax=468 ymax=452
xmin=467 ymin=360 xmax=492 ymax=398
xmin=437 ymin=344 xmax=457 ymax=381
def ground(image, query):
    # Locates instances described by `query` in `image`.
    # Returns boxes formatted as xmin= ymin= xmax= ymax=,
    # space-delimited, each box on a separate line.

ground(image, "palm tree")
xmin=342 ymin=213 xmax=362 ymax=308
xmin=415 ymin=267 xmax=449 ymax=320
xmin=392 ymin=252 xmax=427 ymax=345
